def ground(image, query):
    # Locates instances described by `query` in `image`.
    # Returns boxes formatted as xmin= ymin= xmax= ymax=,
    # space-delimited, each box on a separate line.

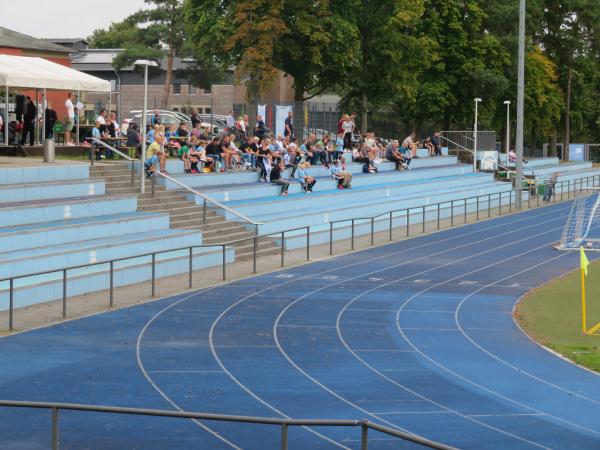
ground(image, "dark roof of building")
xmin=0 ymin=27 xmax=71 ymax=53
xmin=71 ymin=49 xmax=198 ymax=72
xmin=41 ymin=38 xmax=89 ymax=44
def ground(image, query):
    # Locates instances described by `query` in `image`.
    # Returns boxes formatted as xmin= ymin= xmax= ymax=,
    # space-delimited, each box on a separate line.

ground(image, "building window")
xmin=173 ymin=83 xmax=181 ymax=95
xmin=204 ymin=108 xmax=211 ymax=114
xmin=189 ymin=84 xmax=196 ymax=95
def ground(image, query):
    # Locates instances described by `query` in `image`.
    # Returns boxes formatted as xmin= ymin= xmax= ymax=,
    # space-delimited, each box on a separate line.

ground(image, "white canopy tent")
xmin=0 ymin=55 xmax=111 ymax=145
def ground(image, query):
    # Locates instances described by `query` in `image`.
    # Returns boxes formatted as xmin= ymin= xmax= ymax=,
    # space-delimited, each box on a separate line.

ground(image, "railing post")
xmin=361 ymin=424 xmax=368 ymax=450
xmin=406 ymin=209 xmax=410 ymax=237
xmin=509 ymin=190 xmax=513 ymax=212
xmin=488 ymin=193 xmax=491 ymax=218
xmin=351 ymin=219 xmax=355 ymax=250
xmin=528 ymin=185 xmax=531 ymax=209
xmin=450 ymin=201 xmax=454 ymax=226
xmin=499 ymin=192 xmax=502 ymax=215
xmin=62 ymin=269 xmax=67 ymax=318
xmin=476 ymin=196 xmax=480 ymax=221
xmin=329 ymin=222 xmax=334 ymax=255
xmin=90 ymin=144 xmax=94 ymax=166
xmin=306 ymin=227 xmax=310 ymax=261
xmin=253 ymin=236 xmax=258 ymax=273
xmin=568 ymin=179 xmax=571 ymax=198
xmin=463 ymin=199 xmax=467 ymax=224
xmin=222 ymin=245 xmax=227 ymax=281
xmin=9 ymin=278 xmax=14 ymax=331
xmin=130 ymin=160 xmax=135 ymax=186
xmin=51 ymin=406 xmax=59 ymax=450
xmin=422 ymin=207 xmax=426 ymax=233
xmin=281 ymin=423 xmax=288 ymax=450
xmin=371 ymin=217 xmax=375 ymax=245
xmin=202 ymin=198 xmax=207 ymax=223
xmin=109 ymin=261 xmax=114 ymax=308
xmin=281 ymin=231 xmax=285 ymax=267
xmin=151 ymin=173 xmax=155 ymax=197
xmin=188 ymin=247 xmax=193 ymax=289
xmin=561 ymin=181 xmax=564 ymax=201
xmin=151 ymin=254 xmax=156 ymax=297
xmin=389 ymin=211 xmax=393 ymax=241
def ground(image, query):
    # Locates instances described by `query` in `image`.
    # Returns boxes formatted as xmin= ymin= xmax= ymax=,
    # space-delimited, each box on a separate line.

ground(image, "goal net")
xmin=558 ymin=188 xmax=600 ymax=251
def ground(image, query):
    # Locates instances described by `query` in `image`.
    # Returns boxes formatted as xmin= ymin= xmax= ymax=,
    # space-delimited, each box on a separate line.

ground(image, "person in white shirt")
xmin=96 ymin=110 xmax=107 ymax=125
xmin=109 ymin=112 xmax=120 ymax=136
xmin=342 ymin=117 xmax=354 ymax=151
xmin=64 ymin=93 xmax=75 ymax=145
xmin=0 ymin=112 xmax=3 ymax=141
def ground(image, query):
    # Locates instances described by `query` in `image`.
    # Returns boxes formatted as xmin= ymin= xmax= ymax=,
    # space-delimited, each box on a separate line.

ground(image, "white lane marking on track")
xmin=394 ymin=251 xmax=600 ymax=437
xmin=334 ymin=244 xmax=567 ymax=449
xmin=136 ymin=204 xmax=571 ymax=448
xmin=271 ymin=219 xmax=571 ymax=449
xmin=454 ymin=264 xmax=600 ymax=405
xmin=136 ymin=291 xmax=242 ymax=450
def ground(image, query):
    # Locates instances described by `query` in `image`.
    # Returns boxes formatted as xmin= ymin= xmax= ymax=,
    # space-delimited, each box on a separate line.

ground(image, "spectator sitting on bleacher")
xmin=312 ymin=141 xmax=327 ymax=166
xmin=297 ymin=162 xmax=316 ymax=193
xmin=423 ymin=137 xmax=435 ymax=157
xmin=508 ymin=147 xmax=516 ymax=163
xmin=257 ymin=139 xmax=271 ymax=182
xmin=330 ymin=159 xmax=352 ymax=189
xmin=177 ymin=121 xmax=188 ymax=137
xmin=193 ymin=139 xmax=214 ymax=172
xmin=91 ymin=120 xmax=102 ymax=160
xmin=270 ymin=160 xmax=290 ymax=196
xmin=205 ymin=136 xmax=223 ymax=169
xmin=386 ymin=140 xmax=409 ymax=170
xmin=399 ymin=142 xmax=413 ymax=169
xmin=145 ymin=134 xmax=162 ymax=177
xmin=239 ymin=136 xmax=257 ymax=168
xmin=126 ymin=122 xmax=141 ymax=157
xmin=147 ymin=124 xmax=159 ymax=144
xmin=178 ymin=140 xmax=192 ymax=173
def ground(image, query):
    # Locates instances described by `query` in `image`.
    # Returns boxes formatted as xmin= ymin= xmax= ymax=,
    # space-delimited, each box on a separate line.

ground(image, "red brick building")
xmin=0 ymin=26 xmax=72 ymax=119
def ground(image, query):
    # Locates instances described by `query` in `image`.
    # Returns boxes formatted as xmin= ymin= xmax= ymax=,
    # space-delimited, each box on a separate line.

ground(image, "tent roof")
xmin=0 ymin=55 xmax=111 ymax=92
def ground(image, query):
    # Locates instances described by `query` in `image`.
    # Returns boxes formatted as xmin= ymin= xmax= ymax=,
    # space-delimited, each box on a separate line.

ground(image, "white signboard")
xmin=257 ymin=104 xmax=266 ymax=120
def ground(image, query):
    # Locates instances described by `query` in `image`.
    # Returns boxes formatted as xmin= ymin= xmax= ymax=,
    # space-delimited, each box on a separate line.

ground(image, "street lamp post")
xmin=473 ymin=98 xmax=482 ymax=172
xmin=504 ymin=101 xmax=511 ymax=162
xmin=134 ymin=60 xmax=158 ymax=194
xmin=515 ymin=0 xmax=526 ymax=209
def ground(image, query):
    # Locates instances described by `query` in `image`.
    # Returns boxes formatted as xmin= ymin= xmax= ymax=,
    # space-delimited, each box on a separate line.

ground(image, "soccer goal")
xmin=558 ymin=188 xmax=600 ymax=251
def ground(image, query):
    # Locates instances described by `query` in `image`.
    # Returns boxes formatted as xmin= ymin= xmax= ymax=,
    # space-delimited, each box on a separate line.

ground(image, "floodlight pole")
xmin=504 ymin=101 xmax=511 ymax=159
xmin=135 ymin=60 xmax=157 ymax=194
xmin=5 ymin=84 xmax=9 ymax=146
xmin=515 ymin=0 xmax=526 ymax=209
xmin=473 ymin=98 xmax=482 ymax=173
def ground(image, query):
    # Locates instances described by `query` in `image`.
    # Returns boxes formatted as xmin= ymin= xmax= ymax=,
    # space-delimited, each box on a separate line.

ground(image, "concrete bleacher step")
xmin=0 ymin=228 xmax=204 ymax=279
xmin=256 ymin=181 xmax=514 ymax=237
xmin=0 ymin=179 xmax=105 ymax=203
xmin=221 ymin=173 xmax=494 ymax=217
xmin=0 ymin=195 xmax=137 ymax=227
xmin=0 ymin=244 xmax=235 ymax=310
xmin=161 ymin=156 xmax=461 ymax=190
xmin=0 ymin=212 xmax=170 ymax=253
xmin=0 ymin=164 xmax=89 ymax=185
xmin=191 ymin=164 xmax=474 ymax=204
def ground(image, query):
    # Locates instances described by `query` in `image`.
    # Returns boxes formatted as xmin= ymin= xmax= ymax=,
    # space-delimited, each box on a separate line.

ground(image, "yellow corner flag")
xmin=581 ymin=246 xmax=589 ymax=276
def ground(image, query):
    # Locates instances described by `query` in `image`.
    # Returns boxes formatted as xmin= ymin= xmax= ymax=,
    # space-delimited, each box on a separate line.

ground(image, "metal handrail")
xmin=440 ymin=133 xmax=541 ymax=178
xmin=0 ymin=400 xmax=457 ymax=450
xmin=151 ymin=170 xmax=262 ymax=231
xmin=90 ymin=137 xmax=137 ymax=186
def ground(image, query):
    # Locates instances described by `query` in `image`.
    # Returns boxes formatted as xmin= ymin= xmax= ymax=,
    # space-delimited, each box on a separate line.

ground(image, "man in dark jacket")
xmin=21 ymin=96 xmax=37 ymax=146
xmin=44 ymin=102 xmax=58 ymax=139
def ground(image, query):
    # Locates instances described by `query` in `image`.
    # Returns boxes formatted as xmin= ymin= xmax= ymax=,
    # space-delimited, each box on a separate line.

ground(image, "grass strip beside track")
xmin=516 ymin=260 xmax=600 ymax=372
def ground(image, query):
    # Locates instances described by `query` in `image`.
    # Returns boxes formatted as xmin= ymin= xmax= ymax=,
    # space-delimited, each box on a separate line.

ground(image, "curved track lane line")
xmin=273 ymin=225 xmax=570 ymax=449
xmin=394 ymin=248 xmax=600 ymax=438
xmin=135 ymin=204 xmax=570 ymax=448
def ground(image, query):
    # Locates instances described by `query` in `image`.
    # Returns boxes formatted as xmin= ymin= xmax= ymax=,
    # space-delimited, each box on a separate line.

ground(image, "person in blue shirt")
xmin=296 ymin=162 xmax=316 ymax=193
xmin=91 ymin=120 xmax=102 ymax=160
xmin=330 ymin=159 xmax=352 ymax=189
xmin=147 ymin=125 xmax=158 ymax=144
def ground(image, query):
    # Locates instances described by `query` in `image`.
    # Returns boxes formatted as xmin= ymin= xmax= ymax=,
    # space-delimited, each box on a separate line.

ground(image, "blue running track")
xmin=0 ymin=202 xmax=599 ymax=449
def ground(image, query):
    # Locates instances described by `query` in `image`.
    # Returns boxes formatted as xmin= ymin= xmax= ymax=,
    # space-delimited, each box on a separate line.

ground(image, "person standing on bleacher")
xmin=20 ymin=96 xmax=37 ymax=146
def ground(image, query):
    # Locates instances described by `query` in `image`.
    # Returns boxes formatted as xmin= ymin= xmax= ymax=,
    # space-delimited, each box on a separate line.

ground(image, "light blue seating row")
xmin=0 ymin=180 xmax=105 ymax=204
xmin=255 ymin=181 xmax=513 ymax=237
xmin=0 ymin=228 xmax=202 ymax=279
xmin=534 ymin=162 xmax=592 ymax=176
xmin=0 ymin=196 xmax=137 ymax=227
xmin=223 ymin=174 xmax=496 ymax=219
xmin=0 ymin=164 xmax=89 ymax=186
xmin=278 ymin=187 xmax=524 ymax=250
xmin=0 ymin=212 xmax=169 ymax=253
xmin=191 ymin=164 xmax=473 ymax=204
xmin=499 ymin=156 xmax=560 ymax=167
xmin=0 ymin=245 xmax=234 ymax=310
xmin=158 ymin=156 xmax=460 ymax=190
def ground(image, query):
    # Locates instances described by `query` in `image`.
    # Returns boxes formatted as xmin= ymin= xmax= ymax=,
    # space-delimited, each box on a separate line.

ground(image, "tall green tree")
xmin=89 ymin=0 xmax=187 ymax=109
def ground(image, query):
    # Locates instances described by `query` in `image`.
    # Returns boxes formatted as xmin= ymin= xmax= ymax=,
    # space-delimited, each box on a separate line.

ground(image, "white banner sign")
xmin=257 ymin=104 xmax=266 ymax=121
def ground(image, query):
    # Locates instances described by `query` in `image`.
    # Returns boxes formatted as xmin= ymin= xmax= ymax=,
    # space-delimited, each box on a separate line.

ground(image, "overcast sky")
xmin=1 ymin=0 xmax=148 ymax=39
